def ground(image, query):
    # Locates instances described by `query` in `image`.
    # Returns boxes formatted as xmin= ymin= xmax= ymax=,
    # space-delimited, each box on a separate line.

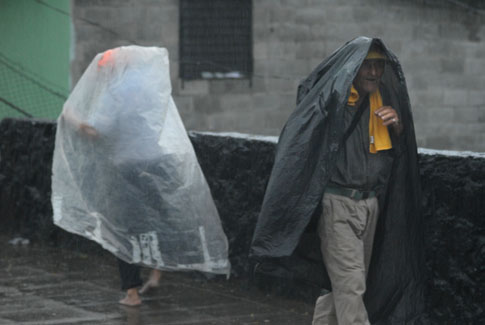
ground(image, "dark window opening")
xmin=179 ymin=0 xmax=252 ymax=80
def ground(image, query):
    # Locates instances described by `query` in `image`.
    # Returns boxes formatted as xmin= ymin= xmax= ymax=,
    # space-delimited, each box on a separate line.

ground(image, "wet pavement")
xmin=0 ymin=236 xmax=313 ymax=324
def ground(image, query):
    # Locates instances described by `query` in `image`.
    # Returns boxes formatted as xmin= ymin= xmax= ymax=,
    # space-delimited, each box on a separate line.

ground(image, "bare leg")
xmin=119 ymin=288 xmax=142 ymax=306
xmin=117 ymin=258 xmax=142 ymax=306
xmin=139 ymin=269 xmax=162 ymax=295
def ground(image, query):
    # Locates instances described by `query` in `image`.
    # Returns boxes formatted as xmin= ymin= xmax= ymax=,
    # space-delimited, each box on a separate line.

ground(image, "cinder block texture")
xmin=71 ymin=0 xmax=485 ymax=151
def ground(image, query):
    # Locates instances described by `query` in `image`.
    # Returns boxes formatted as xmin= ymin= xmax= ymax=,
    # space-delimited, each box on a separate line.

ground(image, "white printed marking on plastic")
xmin=148 ymin=231 xmax=164 ymax=267
xmin=140 ymin=233 xmax=152 ymax=265
xmin=130 ymin=236 xmax=142 ymax=263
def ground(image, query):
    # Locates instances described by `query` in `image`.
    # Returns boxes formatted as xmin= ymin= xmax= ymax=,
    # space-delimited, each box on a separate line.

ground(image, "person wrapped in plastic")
xmin=51 ymin=46 xmax=230 ymax=305
xmin=251 ymin=37 xmax=424 ymax=324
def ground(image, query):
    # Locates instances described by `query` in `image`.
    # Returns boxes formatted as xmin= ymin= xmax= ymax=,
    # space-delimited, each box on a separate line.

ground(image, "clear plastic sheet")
xmin=51 ymin=46 xmax=230 ymax=275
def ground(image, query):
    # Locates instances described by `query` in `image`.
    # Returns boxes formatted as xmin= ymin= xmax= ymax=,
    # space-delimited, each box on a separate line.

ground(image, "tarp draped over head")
xmin=250 ymin=37 xmax=424 ymax=323
xmin=51 ymin=46 xmax=230 ymax=275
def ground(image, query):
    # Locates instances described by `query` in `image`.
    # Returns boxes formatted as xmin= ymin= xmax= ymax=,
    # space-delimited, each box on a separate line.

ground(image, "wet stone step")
xmin=0 ymin=239 xmax=313 ymax=324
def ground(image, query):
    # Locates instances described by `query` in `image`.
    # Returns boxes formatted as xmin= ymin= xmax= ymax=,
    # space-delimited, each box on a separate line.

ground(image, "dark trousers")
xmin=118 ymin=258 xmax=142 ymax=291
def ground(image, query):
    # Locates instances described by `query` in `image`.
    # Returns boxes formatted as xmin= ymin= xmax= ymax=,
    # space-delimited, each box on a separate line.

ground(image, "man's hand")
xmin=61 ymin=109 xmax=99 ymax=139
xmin=79 ymin=123 xmax=98 ymax=138
xmin=374 ymin=106 xmax=403 ymax=135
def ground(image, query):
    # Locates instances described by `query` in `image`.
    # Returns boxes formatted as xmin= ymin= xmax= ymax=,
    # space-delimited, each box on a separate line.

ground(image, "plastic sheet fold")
xmin=51 ymin=46 xmax=230 ymax=275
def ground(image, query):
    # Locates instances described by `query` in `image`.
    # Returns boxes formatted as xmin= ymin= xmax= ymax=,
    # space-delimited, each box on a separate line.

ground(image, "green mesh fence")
xmin=0 ymin=53 xmax=68 ymax=120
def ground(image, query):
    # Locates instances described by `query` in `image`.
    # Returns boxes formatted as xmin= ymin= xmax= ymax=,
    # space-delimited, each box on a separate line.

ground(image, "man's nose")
xmin=369 ymin=64 xmax=378 ymax=76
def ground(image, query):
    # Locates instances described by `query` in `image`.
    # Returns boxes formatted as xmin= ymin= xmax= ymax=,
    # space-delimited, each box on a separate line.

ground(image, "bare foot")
xmin=139 ymin=269 xmax=161 ymax=295
xmin=119 ymin=288 xmax=141 ymax=306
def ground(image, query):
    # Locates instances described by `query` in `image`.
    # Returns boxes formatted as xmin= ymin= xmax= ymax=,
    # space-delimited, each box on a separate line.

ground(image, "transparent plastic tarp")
xmin=51 ymin=46 xmax=230 ymax=275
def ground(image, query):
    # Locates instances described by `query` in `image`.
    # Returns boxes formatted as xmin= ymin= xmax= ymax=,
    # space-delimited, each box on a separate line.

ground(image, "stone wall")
xmin=1 ymin=118 xmax=484 ymax=323
xmin=70 ymin=0 xmax=485 ymax=151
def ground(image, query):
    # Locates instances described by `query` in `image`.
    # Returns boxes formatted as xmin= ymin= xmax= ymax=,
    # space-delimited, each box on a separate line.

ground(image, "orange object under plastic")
xmin=98 ymin=49 xmax=114 ymax=67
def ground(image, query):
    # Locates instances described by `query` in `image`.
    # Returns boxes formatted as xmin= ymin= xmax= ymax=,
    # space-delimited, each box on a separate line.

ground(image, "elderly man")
xmin=311 ymin=43 xmax=400 ymax=324
xmin=251 ymin=37 xmax=423 ymax=324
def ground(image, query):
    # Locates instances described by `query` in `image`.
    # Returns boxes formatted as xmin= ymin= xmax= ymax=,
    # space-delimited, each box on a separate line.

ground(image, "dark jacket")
xmin=250 ymin=37 xmax=424 ymax=324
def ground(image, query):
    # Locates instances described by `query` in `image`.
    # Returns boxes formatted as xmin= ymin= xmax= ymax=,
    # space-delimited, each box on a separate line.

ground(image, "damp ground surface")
xmin=0 ymin=236 xmax=313 ymax=325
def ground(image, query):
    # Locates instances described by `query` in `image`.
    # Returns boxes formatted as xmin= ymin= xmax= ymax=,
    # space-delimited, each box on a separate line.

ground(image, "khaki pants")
xmin=312 ymin=193 xmax=379 ymax=325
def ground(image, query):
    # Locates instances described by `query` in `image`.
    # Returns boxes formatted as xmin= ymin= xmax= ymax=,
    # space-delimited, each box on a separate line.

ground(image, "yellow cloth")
xmin=347 ymin=85 xmax=392 ymax=153
xmin=365 ymin=50 xmax=386 ymax=60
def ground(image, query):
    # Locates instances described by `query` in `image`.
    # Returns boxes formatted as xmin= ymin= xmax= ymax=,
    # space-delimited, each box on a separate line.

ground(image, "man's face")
xmin=353 ymin=59 xmax=385 ymax=95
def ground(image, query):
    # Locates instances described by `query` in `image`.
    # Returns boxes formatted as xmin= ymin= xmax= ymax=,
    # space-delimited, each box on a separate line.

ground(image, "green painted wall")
xmin=0 ymin=0 xmax=71 ymax=119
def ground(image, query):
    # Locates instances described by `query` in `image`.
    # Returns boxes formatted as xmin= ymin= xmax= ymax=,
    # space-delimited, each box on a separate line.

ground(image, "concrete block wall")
xmin=71 ymin=0 xmax=485 ymax=151
xmin=71 ymin=0 xmax=179 ymax=89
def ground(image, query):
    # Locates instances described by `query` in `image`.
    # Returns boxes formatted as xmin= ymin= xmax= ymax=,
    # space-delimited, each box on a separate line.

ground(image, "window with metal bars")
xmin=179 ymin=0 xmax=252 ymax=80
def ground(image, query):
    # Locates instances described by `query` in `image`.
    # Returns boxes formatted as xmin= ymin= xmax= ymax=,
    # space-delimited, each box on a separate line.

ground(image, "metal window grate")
xmin=179 ymin=0 xmax=252 ymax=80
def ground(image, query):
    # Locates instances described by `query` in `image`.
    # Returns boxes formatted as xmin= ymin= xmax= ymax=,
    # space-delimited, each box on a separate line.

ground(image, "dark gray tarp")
xmin=250 ymin=37 xmax=424 ymax=323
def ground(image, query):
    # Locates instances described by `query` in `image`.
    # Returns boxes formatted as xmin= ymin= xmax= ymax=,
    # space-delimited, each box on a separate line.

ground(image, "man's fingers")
xmin=374 ymin=106 xmax=392 ymax=114
xmin=79 ymin=123 xmax=98 ymax=137
xmin=84 ymin=127 xmax=98 ymax=137
xmin=379 ymin=112 xmax=396 ymax=121
xmin=375 ymin=107 xmax=393 ymax=116
xmin=374 ymin=106 xmax=399 ymax=125
xmin=374 ymin=107 xmax=384 ymax=114
xmin=375 ymin=107 xmax=403 ymax=133
xmin=382 ymin=119 xmax=396 ymax=126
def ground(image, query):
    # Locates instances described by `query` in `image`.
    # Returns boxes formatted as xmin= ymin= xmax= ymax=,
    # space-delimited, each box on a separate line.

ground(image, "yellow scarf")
xmin=347 ymin=85 xmax=392 ymax=153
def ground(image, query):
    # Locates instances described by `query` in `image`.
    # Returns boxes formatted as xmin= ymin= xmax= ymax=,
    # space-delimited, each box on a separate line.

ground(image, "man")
xmin=251 ymin=37 xmax=423 ymax=324
xmin=52 ymin=46 xmax=230 ymax=306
